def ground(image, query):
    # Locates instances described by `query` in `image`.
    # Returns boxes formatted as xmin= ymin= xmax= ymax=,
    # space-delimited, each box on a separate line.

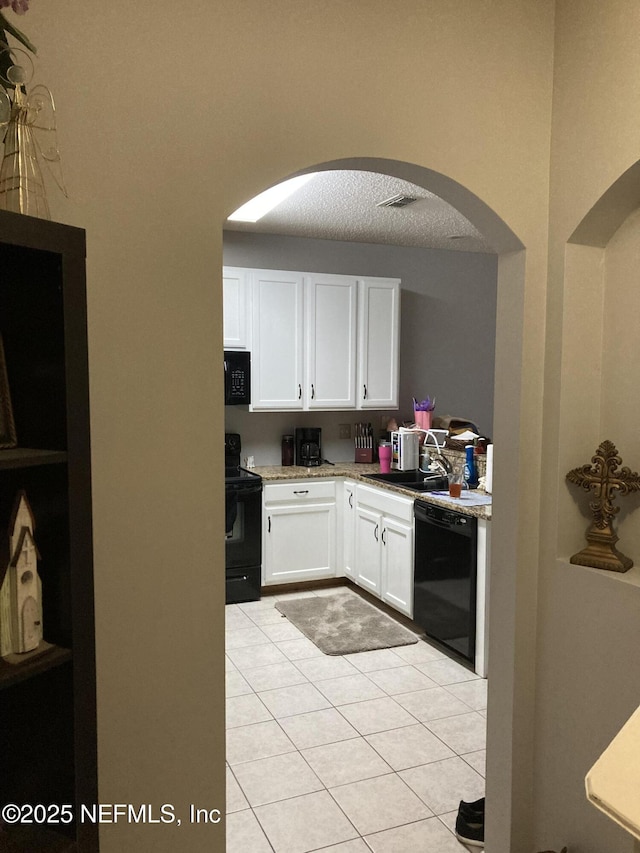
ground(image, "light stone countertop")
xmin=253 ymin=463 xmax=492 ymax=521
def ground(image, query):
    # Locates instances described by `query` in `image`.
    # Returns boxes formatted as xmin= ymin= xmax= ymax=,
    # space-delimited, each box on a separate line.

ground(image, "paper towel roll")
xmin=485 ymin=444 xmax=493 ymax=494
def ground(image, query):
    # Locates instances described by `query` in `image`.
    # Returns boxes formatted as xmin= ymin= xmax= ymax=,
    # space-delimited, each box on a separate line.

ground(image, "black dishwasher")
xmin=413 ymin=500 xmax=477 ymax=666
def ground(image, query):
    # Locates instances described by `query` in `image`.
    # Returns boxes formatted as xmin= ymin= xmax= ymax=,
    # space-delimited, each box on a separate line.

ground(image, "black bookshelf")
xmin=0 ymin=210 xmax=98 ymax=852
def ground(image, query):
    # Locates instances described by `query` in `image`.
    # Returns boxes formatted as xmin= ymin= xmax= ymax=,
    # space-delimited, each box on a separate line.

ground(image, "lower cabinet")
xmin=342 ymin=480 xmax=357 ymax=581
xmin=263 ymin=480 xmax=336 ymax=585
xmin=355 ymin=503 xmax=382 ymax=594
xmin=475 ymin=518 xmax=491 ymax=678
xmin=353 ymin=484 xmax=414 ymax=618
xmin=263 ymin=475 xmax=487 ymax=639
xmin=380 ymin=514 xmax=414 ymax=617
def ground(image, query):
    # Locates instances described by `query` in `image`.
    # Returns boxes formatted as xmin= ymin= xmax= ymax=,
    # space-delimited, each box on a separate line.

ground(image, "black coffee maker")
xmin=295 ymin=427 xmax=322 ymax=466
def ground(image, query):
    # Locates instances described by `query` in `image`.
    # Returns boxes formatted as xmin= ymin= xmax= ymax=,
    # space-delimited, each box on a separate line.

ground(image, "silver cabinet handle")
xmin=348 ymin=492 xmax=353 ymax=508
xmin=374 ymin=523 xmax=379 ymax=542
xmin=293 ymin=489 xmax=309 ymax=495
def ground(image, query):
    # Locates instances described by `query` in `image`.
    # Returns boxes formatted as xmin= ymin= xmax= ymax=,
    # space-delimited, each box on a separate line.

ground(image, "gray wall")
xmin=223 ymin=231 xmax=498 ymax=461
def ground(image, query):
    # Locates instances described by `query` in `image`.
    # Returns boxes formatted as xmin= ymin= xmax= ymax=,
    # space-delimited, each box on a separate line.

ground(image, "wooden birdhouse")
xmin=0 ymin=490 xmax=43 ymax=658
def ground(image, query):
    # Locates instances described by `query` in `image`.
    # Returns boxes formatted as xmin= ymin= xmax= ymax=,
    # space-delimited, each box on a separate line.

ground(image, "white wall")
xmin=533 ymin=2 xmax=640 ymax=850
xmin=601 ymin=210 xmax=640 ymax=560
xmin=20 ymin=2 xmax=556 ymax=850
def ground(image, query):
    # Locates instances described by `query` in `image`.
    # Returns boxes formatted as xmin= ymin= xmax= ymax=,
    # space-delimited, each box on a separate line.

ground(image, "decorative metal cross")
xmin=566 ymin=440 xmax=640 ymax=572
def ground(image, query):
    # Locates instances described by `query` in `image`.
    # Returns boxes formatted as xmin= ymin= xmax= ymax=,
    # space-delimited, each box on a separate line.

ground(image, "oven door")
xmin=225 ymin=481 xmax=262 ymax=603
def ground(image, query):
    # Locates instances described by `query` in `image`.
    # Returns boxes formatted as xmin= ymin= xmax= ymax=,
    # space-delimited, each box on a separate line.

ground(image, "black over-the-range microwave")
xmin=224 ymin=350 xmax=251 ymax=405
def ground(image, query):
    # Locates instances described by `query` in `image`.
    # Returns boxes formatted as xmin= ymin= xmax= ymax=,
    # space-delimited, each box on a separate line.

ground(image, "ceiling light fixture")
xmin=227 ymin=173 xmax=317 ymax=223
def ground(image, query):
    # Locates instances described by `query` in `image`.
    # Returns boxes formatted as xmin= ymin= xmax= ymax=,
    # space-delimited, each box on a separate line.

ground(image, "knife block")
xmin=355 ymin=448 xmax=373 ymax=463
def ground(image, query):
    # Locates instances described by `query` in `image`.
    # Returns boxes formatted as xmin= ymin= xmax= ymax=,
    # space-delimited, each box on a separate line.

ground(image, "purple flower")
xmin=0 ymin=0 xmax=36 ymax=55
xmin=0 ymin=0 xmax=29 ymax=13
xmin=413 ymin=396 xmax=436 ymax=412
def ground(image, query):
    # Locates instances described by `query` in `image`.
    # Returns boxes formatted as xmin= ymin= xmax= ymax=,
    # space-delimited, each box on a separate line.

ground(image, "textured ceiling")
xmin=225 ymin=170 xmax=495 ymax=254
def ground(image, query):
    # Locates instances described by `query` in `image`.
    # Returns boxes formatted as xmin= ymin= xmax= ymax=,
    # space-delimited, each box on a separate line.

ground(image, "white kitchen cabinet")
xmin=263 ymin=480 xmax=337 ymax=585
xmin=306 ymin=274 xmax=357 ymax=409
xmin=341 ymin=480 xmax=357 ymax=580
xmin=251 ymin=270 xmax=357 ymax=411
xmin=251 ymin=270 xmax=305 ymax=410
xmin=380 ymin=514 xmax=414 ymax=617
xmin=475 ymin=518 xmax=491 ymax=678
xmin=228 ymin=266 xmax=400 ymax=411
xmin=355 ymin=504 xmax=382 ymax=595
xmin=223 ymin=267 xmax=250 ymax=350
xmin=357 ymin=277 xmax=401 ymax=409
xmin=354 ymin=484 xmax=414 ymax=617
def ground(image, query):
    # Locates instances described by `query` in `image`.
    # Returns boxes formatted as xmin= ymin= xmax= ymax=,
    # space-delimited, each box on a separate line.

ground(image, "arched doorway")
xmin=223 ymin=157 xmax=531 ymax=852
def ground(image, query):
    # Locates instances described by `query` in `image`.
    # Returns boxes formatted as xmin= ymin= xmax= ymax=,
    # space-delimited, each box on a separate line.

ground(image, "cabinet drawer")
xmin=356 ymin=483 xmax=413 ymax=522
xmin=264 ymin=480 xmax=336 ymax=504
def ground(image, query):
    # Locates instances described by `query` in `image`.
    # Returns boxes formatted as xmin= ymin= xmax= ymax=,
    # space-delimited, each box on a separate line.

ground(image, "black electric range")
xmin=224 ymin=433 xmax=262 ymax=603
xmin=225 ymin=464 xmax=262 ymax=485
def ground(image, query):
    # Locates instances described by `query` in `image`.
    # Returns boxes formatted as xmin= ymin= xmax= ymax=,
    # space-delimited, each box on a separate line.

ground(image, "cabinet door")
xmin=475 ymin=518 xmax=490 ymax=678
xmin=357 ymin=278 xmax=400 ymax=409
xmin=251 ymin=270 xmax=304 ymax=409
xmin=264 ymin=503 xmax=336 ymax=584
xmin=342 ymin=480 xmax=356 ymax=579
xmin=223 ymin=267 xmax=250 ymax=349
xmin=305 ymin=274 xmax=357 ymax=408
xmin=355 ymin=505 xmax=382 ymax=595
xmin=381 ymin=516 xmax=414 ymax=618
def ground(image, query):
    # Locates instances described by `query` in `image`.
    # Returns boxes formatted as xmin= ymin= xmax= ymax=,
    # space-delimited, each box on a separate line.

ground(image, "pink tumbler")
xmin=379 ymin=442 xmax=392 ymax=473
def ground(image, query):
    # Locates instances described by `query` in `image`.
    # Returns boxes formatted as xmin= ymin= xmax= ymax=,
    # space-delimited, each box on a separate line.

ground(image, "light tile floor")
xmin=226 ymin=586 xmax=486 ymax=853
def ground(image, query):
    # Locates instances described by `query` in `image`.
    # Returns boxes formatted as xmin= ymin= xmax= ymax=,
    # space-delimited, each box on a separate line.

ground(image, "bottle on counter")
xmin=281 ymin=434 xmax=294 ymax=466
xmin=464 ymin=444 xmax=479 ymax=488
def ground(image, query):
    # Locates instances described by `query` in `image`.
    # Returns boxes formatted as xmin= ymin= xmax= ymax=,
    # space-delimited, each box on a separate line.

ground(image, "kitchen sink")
xmin=401 ymin=479 xmax=449 ymax=492
xmin=362 ymin=471 xmax=448 ymax=491
xmin=364 ymin=470 xmax=428 ymax=483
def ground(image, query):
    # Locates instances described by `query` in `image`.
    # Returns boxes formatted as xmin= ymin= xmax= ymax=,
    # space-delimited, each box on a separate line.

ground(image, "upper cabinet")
xmin=358 ymin=277 xmax=400 ymax=409
xmin=251 ymin=269 xmax=304 ymax=409
xmin=223 ymin=267 xmax=250 ymax=350
xmin=224 ymin=266 xmax=400 ymax=411
xmin=305 ymin=274 xmax=357 ymax=409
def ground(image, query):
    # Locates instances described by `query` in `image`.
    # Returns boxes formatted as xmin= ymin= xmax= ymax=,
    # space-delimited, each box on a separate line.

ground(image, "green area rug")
xmin=275 ymin=592 xmax=418 ymax=655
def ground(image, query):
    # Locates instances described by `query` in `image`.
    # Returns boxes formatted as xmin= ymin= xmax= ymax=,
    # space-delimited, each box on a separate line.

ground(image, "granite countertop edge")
xmin=253 ymin=463 xmax=492 ymax=520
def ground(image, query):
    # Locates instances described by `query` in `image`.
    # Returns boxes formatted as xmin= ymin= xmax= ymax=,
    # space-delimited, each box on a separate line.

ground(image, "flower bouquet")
xmin=413 ymin=396 xmax=435 ymax=430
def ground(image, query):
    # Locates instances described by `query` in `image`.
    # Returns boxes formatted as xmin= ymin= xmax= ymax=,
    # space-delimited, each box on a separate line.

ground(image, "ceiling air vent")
xmin=376 ymin=194 xmax=418 ymax=209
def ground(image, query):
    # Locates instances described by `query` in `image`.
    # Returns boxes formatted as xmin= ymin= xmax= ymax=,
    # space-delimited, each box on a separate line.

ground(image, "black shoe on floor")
xmin=459 ymin=796 xmax=485 ymax=819
xmin=455 ymin=811 xmax=485 ymax=847
xmin=458 ymin=797 xmax=486 ymax=831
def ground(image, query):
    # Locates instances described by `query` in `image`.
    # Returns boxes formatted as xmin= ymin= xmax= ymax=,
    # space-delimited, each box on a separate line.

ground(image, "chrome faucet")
xmin=416 ymin=429 xmax=452 ymax=479
xmin=428 ymin=454 xmax=452 ymax=477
